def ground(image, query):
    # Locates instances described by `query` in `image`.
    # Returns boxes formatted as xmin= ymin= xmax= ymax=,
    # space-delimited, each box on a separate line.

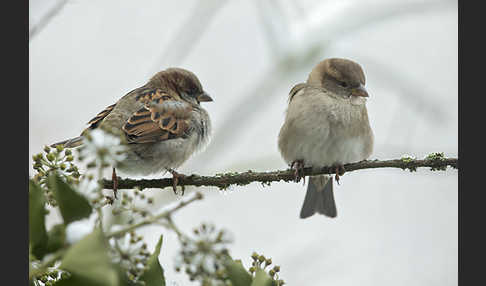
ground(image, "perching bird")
xmin=278 ymin=58 xmax=374 ymax=218
xmin=51 ymin=67 xmax=213 ymax=196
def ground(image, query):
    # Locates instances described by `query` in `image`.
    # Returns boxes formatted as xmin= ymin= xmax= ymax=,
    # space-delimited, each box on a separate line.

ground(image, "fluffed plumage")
xmin=51 ymin=68 xmax=213 ymax=191
xmin=278 ymin=58 xmax=374 ymax=218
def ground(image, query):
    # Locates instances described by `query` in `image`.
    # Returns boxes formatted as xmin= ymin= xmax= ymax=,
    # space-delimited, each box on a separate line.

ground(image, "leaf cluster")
xmin=29 ymin=136 xmax=285 ymax=286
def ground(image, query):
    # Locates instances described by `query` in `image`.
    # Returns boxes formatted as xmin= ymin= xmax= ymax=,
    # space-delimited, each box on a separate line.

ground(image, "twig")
xmin=29 ymin=0 xmax=69 ymax=42
xmin=29 ymin=193 xmax=203 ymax=281
xmin=107 ymin=192 xmax=204 ymax=238
xmin=101 ymin=157 xmax=458 ymax=191
xmin=149 ymin=0 xmax=227 ymax=72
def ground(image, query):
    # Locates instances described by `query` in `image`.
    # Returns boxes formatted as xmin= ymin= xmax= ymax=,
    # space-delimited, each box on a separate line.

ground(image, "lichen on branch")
xmin=101 ymin=154 xmax=458 ymax=191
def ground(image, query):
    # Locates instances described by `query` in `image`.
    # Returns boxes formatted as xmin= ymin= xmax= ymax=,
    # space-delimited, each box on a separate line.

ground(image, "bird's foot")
xmin=168 ymin=169 xmax=186 ymax=195
xmin=291 ymin=160 xmax=305 ymax=184
xmin=334 ymin=165 xmax=346 ymax=185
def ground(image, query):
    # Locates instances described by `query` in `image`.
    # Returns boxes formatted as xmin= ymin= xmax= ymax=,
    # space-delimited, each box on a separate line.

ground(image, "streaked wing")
xmin=122 ymin=89 xmax=192 ymax=144
xmin=86 ymin=103 xmax=117 ymax=130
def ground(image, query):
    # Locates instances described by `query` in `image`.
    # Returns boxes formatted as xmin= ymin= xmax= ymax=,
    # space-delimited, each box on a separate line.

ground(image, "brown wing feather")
xmin=135 ymin=88 xmax=172 ymax=103
xmin=86 ymin=103 xmax=117 ymax=130
xmin=122 ymin=90 xmax=192 ymax=144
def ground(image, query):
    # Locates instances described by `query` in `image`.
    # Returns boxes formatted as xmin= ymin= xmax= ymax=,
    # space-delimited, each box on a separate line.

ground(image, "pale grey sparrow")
xmin=278 ymin=58 xmax=374 ymax=218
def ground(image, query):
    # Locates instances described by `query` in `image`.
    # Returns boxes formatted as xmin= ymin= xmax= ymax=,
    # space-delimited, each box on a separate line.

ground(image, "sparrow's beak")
xmin=351 ymin=85 xmax=369 ymax=97
xmin=197 ymin=92 xmax=213 ymax=102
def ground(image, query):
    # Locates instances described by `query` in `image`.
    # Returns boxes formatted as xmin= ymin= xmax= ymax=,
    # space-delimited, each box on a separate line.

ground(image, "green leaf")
xmin=225 ymin=259 xmax=253 ymax=286
xmin=140 ymin=235 xmax=165 ymax=286
xmin=49 ymin=173 xmax=92 ymax=224
xmin=29 ymin=180 xmax=48 ymax=259
xmin=46 ymin=224 xmax=66 ymax=253
xmin=59 ymin=228 xmax=122 ymax=286
xmin=250 ymin=269 xmax=274 ymax=286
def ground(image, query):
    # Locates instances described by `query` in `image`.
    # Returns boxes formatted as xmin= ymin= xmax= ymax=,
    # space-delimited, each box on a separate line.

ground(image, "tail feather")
xmin=300 ymin=175 xmax=337 ymax=219
xmin=50 ymin=136 xmax=84 ymax=148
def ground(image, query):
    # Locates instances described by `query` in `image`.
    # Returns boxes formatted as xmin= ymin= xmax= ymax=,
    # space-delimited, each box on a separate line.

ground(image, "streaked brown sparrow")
xmin=51 ymin=68 xmax=213 ymax=196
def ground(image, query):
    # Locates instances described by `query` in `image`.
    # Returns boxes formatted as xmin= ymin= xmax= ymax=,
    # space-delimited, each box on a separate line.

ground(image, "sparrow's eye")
xmin=339 ymin=81 xmax=348 ymax=88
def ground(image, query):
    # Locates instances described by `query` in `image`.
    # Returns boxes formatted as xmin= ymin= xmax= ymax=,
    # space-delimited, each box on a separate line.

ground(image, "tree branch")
xmin=29 ymin=0 xmax=69 ymax=42
xmin=102 ymin=156 xmax=458 ymax=191
xmin=107 ymin=192 xmax=203 ymax=238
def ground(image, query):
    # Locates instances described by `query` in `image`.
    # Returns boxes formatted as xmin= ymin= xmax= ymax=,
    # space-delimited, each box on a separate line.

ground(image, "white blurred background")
xmin=29 ymin=0 xmax=457 ymax=285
